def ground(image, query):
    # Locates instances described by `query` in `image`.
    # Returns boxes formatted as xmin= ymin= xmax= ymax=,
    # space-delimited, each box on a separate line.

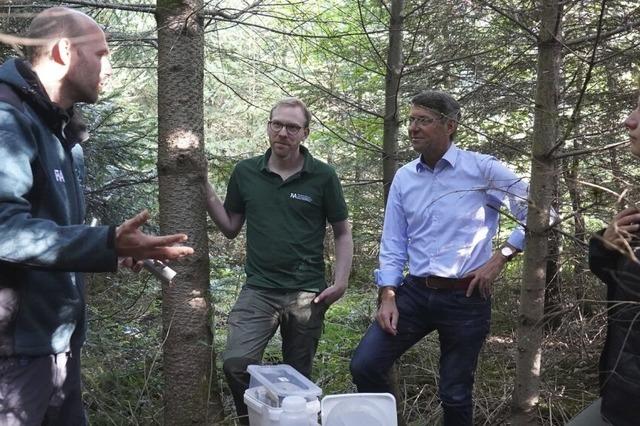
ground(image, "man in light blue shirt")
xmin=350 ymin=90 xmax=529 ymax=425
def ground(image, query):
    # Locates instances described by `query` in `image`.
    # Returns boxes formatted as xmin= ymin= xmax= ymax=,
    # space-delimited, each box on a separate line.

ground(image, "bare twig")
xmin=548 ymin=0 xmax=608 ymax=156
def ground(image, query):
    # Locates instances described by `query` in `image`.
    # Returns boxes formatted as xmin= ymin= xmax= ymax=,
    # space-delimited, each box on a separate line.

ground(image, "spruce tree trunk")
xmin=156 ymin=0 xmax=220 ymax=423
xmin=382 ymin=0 xmax=404 ymax=204
xmin=563 ymin=154 xmax=589 ymax=313
xmin=512 ymin=0 xmax=562 ymax=423
xmin=544 ymin=182 xmax=561 ymax=330
xmin=382 ymin=2 xmax=405 ymax=425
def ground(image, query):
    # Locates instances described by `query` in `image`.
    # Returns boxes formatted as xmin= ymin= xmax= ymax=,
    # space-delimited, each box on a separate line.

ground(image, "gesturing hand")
xmin=115 ymin=210 xmax=194 ymax=261
xmin=118 ymin=257 xmax=144 ymax=272
xmin=602 ymin=207 xmax=640 ymax=258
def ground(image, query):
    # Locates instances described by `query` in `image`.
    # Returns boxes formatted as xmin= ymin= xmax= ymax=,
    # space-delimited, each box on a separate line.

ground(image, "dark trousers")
xmin=222 ymin=286 xmax=327 ymax=424
xmin=350 ymin=276 xmax=491 ymax=426
xmin=0 ymin=344 xmax=86 ymax=426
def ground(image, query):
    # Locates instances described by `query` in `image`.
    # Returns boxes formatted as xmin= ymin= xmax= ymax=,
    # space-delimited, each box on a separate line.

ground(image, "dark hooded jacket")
xmin=589 ymin=231 xmax=640 ymax=426
xmin=0 ymin=58 xmax=117 ymax=356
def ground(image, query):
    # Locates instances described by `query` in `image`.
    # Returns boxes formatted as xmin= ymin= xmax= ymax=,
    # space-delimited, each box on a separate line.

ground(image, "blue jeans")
xmin=350 ymin=276 xmax=491 ymax=426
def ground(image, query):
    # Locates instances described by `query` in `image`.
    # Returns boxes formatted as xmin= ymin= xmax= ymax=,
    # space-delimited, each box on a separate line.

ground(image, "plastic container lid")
xmin=247 ymin=364 xmax=322 ymax=405
xmin=321 ymin=393 xmax=397 ymax=426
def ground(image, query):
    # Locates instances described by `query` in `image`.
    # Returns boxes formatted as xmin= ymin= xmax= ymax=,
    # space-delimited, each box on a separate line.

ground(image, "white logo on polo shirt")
xmin=290 ymin=192 xmax=313 ymax=203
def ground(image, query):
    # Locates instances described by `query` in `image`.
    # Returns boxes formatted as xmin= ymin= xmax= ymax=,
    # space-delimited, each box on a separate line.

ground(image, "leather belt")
xmin=408 ymin=274 xmax=472 ymax=291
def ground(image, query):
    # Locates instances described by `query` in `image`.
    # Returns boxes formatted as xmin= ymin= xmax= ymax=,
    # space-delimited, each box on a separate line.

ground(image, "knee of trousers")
xmin=349 ymin=348 xmax=380 ymax=382
xmin=439 ymin=381 xmax=473 ymax=406
xmin=223 ymin=357 xmax=255 ymax=379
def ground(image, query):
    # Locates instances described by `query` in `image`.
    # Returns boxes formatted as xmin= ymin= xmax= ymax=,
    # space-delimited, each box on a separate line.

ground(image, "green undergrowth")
xmin=83 ymin=267 xmax=605 ymax=425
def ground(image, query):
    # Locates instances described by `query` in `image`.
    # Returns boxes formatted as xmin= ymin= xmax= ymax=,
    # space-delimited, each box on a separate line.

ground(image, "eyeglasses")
xmin=407 ymin=116 xmax=440 ymax=127
xmin=268 ymin=120 xmax=304 ymax=135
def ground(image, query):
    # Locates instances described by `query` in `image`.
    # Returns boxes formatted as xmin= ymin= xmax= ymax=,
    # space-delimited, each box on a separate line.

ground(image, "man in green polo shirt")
xmin=205 ymin=97 xmax=353 ymax=423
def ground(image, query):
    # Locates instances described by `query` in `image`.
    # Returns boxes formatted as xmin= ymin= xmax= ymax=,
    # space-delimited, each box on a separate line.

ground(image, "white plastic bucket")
xmin=321 ymin=393 xmax=397 ymax=426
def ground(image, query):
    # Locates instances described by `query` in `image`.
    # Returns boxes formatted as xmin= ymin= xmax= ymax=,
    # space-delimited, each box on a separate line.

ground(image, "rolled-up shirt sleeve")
xmin=374 ymin=177 xmax=408 ymax=287
xmin=485 ymin=157 xmax=529 ymax=251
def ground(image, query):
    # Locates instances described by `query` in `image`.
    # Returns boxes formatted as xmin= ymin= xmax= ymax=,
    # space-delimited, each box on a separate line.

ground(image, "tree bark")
xmin=382 ymin=0 xmax=404 ymax=205
xmin=544 ymin=180 xmax=561 ymax=330
xmin=562 ymin=153 xmax=589 ymax=314
xmin=512 ymin=0 xmax=562 ymax=423
xmin=156 ymin=0 xmax=220 ymax=423
xmin=382 ymin=3 xmax=405 ymax=425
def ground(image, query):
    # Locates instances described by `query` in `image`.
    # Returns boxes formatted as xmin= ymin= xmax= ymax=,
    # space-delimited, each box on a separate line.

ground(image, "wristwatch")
xmin=377 ymin=286 xmax=396 ymax=306
xmin=500 ymin=245 xmax=517 ymax=261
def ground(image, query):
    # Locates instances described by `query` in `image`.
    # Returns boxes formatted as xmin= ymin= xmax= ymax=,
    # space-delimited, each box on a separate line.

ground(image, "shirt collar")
xmin=416 ymin=142 xmax=459 ymax=172
xmin=259 ymin=145 xmax=313 ymax=173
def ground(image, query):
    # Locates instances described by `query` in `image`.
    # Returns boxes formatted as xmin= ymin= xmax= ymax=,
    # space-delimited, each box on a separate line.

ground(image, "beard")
xmin=61 ymin=77 xmax=99 ymax=105
xmin=62 ymin=58 xmax=100 ymax=105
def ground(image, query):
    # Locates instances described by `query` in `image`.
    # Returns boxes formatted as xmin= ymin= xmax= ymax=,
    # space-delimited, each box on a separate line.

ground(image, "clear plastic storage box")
xmin=243 ymin=364 xmax=322 ymax=426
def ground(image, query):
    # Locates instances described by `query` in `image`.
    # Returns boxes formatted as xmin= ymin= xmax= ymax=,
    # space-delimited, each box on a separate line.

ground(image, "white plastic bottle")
xmin=279 ymin=395 xmax=308 ymax=425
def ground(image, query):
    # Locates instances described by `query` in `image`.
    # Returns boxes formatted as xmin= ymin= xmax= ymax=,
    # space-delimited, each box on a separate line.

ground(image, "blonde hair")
xmin=269 ymin=97 xmax=312 ymax=128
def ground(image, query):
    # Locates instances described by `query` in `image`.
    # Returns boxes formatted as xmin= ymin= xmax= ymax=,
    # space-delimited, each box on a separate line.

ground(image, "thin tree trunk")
xmin=156 ymin=0 xmax=220 ymax=423
xmin=382 ymin=0 xmax=404 ymax=205
xmin=382 ymin=2 xmax=405 ymax=425
xmin=562 ymin=64 xmax=589 ymax=315
xmin=605 ymin=73 xmax=623 ymax=198
xmin=544 ymin=181 xmax=561 ymax=330
xmin=512 ymin=0 xmax=562 ymax=423
xmin=563 ymin=153 xmax=590 ymax=314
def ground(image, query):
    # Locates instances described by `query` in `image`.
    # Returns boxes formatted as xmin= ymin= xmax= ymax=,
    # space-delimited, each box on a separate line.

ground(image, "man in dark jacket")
xmin=0 ymin=7 xmax=193 ymax=425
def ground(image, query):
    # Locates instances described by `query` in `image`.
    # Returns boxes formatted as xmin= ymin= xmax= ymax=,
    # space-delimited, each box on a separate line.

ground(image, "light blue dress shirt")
xmin=375 ymin=143 xmax=529 ymax=287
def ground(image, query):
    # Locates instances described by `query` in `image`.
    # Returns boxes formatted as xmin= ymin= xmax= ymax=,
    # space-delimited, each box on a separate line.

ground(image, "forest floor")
xmin=83 ymin=267 xmax=606 ymax=425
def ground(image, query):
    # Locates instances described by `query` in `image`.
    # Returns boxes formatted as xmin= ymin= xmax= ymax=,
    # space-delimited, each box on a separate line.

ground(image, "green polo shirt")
xmin=224 ymin=146 xmax=348 ymax=292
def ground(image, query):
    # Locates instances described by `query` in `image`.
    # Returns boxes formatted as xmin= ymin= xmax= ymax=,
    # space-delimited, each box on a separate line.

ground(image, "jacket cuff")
xmin=588 ymin=228 xmax=620 ymax=266
xmin=589 ymin=229 xmax=611 ymax=255
xmin=107 ymin=225 xmax=116 ymax=250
